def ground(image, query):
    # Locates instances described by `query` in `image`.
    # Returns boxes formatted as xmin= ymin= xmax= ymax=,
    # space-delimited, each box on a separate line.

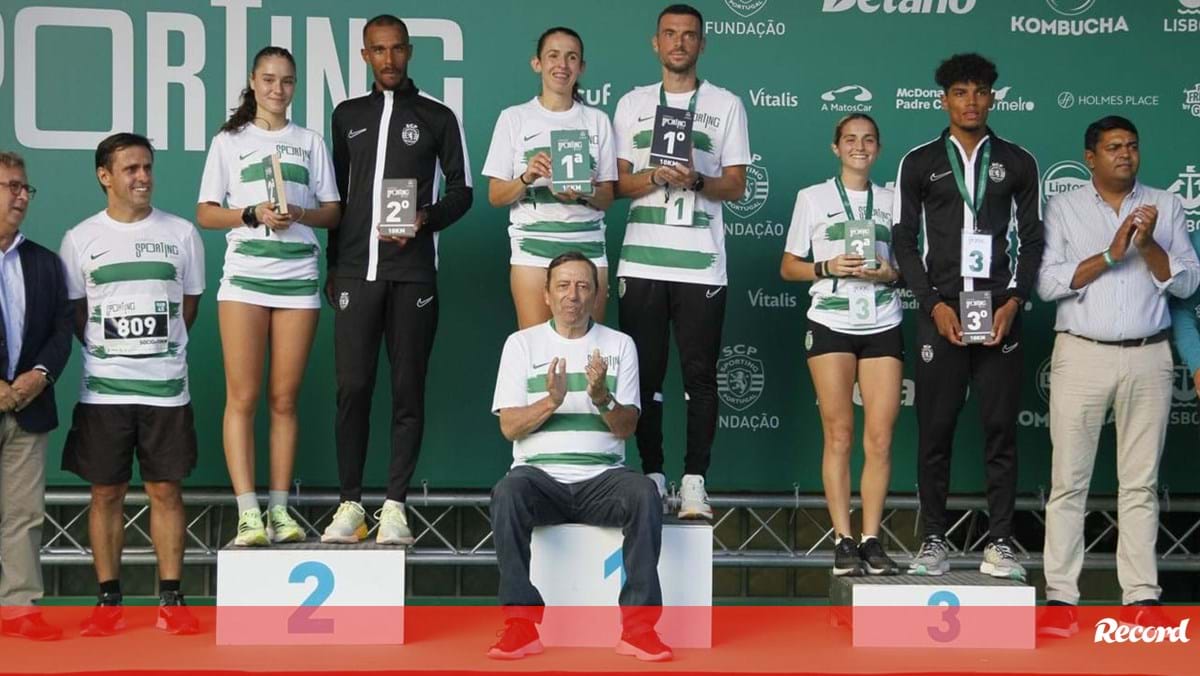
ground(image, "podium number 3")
xmin=927 ymin=590 xmax=961 ymax=642
xmin=288 ymin=561 xmax=335 ymax=634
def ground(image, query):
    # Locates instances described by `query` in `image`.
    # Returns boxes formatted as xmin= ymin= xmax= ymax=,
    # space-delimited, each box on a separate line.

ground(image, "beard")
xmin=661 ymin=53 xmax=698 ymax=75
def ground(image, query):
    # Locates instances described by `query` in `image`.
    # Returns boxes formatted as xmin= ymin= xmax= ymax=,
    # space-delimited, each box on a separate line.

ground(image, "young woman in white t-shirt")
xmin=195 ymin=47 xmax=341 ymax=546
xmin=483 ymin=27 xmax=617 ymax=328
xmin=781 ymin=114 xmax=903 ymax=576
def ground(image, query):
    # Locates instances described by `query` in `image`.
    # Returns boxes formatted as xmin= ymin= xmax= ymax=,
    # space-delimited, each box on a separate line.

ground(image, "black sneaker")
xmin=80 ymin=593 xmax=125 ymax=637
xmin=859 ymin=537 xmax=899 ymax=575
xmin=832 ymin=536 xmax=861 ymax=576
xmin=1120 ymin=599 xmax=1173 ymax=628
xmin=156 ymin=590 xmax=200 ymax=635
xmin=1037 ymin=601 xmax=1079 ymax=638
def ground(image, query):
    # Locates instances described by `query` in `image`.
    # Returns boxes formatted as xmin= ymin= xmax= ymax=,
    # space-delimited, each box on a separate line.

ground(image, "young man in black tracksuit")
xmin=321 ymin=14 xmax=472 ymax=545
xmin=891 ymin=53 xmax=1043 ymax=580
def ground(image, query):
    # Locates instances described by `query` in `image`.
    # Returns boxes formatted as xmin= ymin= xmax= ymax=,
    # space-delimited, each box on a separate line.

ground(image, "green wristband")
xmin=1102 ymin=248 xmax=1116 ymax=268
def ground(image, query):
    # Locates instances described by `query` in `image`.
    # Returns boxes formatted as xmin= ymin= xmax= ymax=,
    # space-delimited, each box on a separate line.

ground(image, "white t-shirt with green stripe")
xmin=492 ymin=321 xmax=641 ymax=483
xmin=482 ymin=97 xmax=617 ymax=267
xmin=613 ymin=81 xmax=752 ymax=286
xmin=60 ymin=208 xmax=206 ymax=407
xmin=197 ymin=123 xmax=339 ymax=309
xmin=785 ymin=179 xmax=901 ymax=334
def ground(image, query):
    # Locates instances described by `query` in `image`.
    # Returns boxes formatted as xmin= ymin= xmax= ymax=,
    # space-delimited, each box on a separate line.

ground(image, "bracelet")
xmin=1102 ymin=248 xmax=1117 ymax=268
xmin=814 ymin=261 xmax=825 ymax=278
xmin=649 ymin=171 xmax=664 ymax=188
xmin=519 ymin=173 xmax=533 ymax=186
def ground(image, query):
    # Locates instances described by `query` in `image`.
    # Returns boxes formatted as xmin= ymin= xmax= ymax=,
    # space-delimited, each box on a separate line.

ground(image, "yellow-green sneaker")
xmin=374 ymin=500 xmax=415 ymax=545
xmin=234 ymin=509 xmax=269 ymax=547
xmin=320 ymin=501 xmax=368 ymax=544
xmin=266 ymin=505 xmax=306 ymax=544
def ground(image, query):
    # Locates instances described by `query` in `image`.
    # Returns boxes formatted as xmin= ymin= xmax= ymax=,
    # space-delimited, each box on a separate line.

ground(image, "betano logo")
xmin=821 ymin=0 xmax=976 ymax=14
xmin=1041 ymin=160 xmax=1091 ymax=202
xmin=820 ymin=85 xmax=873 ymax=112
xmin=727 ymin=153 xmax=770 ymax=219
xmin=1012 ymin=0 xmax=1128 ymax=35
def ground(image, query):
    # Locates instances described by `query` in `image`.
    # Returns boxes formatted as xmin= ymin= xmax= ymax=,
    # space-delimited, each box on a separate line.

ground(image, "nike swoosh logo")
xmin=523 ymin=133 xmax=540 ymax=141
xmin=532 ymin=361 xmax=551 ymax=370
xmin=348 ymin=128 xmax=367 ymax=139
xmin=705 ymin=288 xmax=722 ymax=299
xmin=637 ymin=115 xmax=654 ymax=122
xmin=416 ymin=296 xmax=434 ymax=308
xmin=1002 ymin=342 xmax=1019 ymax=354
xmin=239 ymin=151 xmax=255 ymax=160
xmin=90 ymin=250 xmax=110 ymax=260
xmin=930 ymin=170 xmax=953 ymax=182
xmin=826 ymin=210 xmax=843 ymax=218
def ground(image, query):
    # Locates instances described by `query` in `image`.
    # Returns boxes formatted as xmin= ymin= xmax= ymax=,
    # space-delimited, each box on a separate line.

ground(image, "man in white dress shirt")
xmin=1036 ymin=116 xmax=1200 ymax=636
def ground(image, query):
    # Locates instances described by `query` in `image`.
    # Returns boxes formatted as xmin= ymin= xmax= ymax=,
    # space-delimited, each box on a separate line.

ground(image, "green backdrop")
xmin=2 ymin=0 xmax=1198 ymax=494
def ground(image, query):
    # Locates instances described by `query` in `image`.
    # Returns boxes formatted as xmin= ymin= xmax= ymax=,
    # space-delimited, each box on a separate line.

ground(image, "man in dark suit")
xmin=0 ymin=151 xmax=72 ymax=641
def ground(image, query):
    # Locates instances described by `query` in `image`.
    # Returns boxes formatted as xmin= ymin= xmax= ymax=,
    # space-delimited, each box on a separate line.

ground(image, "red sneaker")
xmin=616 ymin=629 xmax=673 ymax=662
xmin=1 ymin=613 xmax=63 ymax=641
xmin=156 ymin=591 xmax=200 ymax=635
xmin=80 ymin=603 xmax=125 ymax=637
xmin=487 ymin=619 xmax=543 ymax=660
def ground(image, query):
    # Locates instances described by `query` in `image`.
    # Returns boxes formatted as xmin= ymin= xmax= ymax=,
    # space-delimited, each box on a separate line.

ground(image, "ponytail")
xmin=535 ymin=27 xmax=585 ymax=104
xmin=221 ymin=87 xmax=257 ymax=133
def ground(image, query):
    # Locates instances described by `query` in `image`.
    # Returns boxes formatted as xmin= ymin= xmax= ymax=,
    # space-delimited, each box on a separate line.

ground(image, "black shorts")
xmin=805 ymin=322 xmax=904 ymax=360
xmin=62 ymin=403 xmax=197 ymax=485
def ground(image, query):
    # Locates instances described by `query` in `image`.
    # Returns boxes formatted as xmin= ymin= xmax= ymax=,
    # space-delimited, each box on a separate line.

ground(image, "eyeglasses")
xmin=3 ymin=181 xmax=36 ymax=199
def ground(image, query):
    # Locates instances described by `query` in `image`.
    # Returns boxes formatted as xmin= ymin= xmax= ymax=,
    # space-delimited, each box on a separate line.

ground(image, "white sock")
xmin=235 ymin=492 xmax=259 ymax=514
xmin=268 ymin=490 xmax=289 ymax=511
xmin=861 ymin=534 xmax=878 ymax=543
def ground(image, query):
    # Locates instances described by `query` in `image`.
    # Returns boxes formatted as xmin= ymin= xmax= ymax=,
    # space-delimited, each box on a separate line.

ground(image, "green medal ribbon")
xmin=944 ymin=135 xmax=990 ymax=221
xmin=833 ymin=176 xmax=873 ymax=222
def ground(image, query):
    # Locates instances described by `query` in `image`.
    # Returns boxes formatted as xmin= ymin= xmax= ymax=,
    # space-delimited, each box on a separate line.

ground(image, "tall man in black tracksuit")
xmin=321 ymin=14 xmax=472 ymax=545
xmin=892 ymin=53 xmax=1044 ymax=580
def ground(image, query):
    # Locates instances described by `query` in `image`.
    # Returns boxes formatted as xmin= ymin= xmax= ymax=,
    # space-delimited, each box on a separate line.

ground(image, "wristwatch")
xmin=594 ymin=393 xmax=616 ymax=412
xmin=241 ymin=205 xmax=259 ymax=227
xmin=690 ymin=174 xmax=705 ymax=192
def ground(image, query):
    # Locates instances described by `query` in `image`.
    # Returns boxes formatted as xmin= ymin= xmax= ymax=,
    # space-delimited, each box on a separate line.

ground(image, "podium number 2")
xmin=927 ymin=590 xmax=961 ymax=642
xmin=288 ymin=561 xmax=335 ymax=634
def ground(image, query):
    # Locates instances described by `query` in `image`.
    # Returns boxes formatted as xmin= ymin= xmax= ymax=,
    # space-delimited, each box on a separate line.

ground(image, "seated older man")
xmin=487 ymin=251 xmax=669 ymax=662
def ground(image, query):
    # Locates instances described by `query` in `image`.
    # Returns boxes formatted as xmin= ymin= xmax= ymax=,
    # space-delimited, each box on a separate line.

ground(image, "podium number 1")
xmin=288 ymin=561 xmax=335 ymax=634
xmin=926 ymin=590 xmax=961 ymax=642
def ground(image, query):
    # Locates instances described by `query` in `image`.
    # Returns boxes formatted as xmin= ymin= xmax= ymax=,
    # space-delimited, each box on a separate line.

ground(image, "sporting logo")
xmin=726 ymin=153 xmax=769 ymax=219
xmin=402 ymin=123 xmax=420 ymax=146
xmin=717 ymin=344 xmax=765 ymax=411
xmin=1041 ymin=160 xmax=1092 ymax=203
xmin=725 ymin=0 xmax=769 ymax=18
xmin=1046 ymin=0 xmax=1094 ymax=16
xmin=921 ymin=344 xmax=933 ymax=363
xmin=338 ymin=291 xmax=350 ymax=310
xmin=1036 ymin=357 xmax=1052 ymax=405
xmin=804 ymin=330 xmax=814 ymax=351
xmin=988 ymin=162 xmax=1007 ymax=183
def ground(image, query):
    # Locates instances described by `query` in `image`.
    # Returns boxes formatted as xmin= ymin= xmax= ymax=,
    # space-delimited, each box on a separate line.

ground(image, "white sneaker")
xmin=374 ymin=500 xmax=415 ymax=545
xmin=677 ymin=474 xmax=712 ymax=520
xmin=646 ymin=473 xmax=669 ymax=515
xmin=320 ymin=501 xmax=367 ymax=543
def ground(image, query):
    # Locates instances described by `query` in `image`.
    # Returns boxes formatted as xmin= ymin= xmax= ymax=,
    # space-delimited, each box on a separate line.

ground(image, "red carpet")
xmin=1 ymin=606 xmax=1196 ymax=675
